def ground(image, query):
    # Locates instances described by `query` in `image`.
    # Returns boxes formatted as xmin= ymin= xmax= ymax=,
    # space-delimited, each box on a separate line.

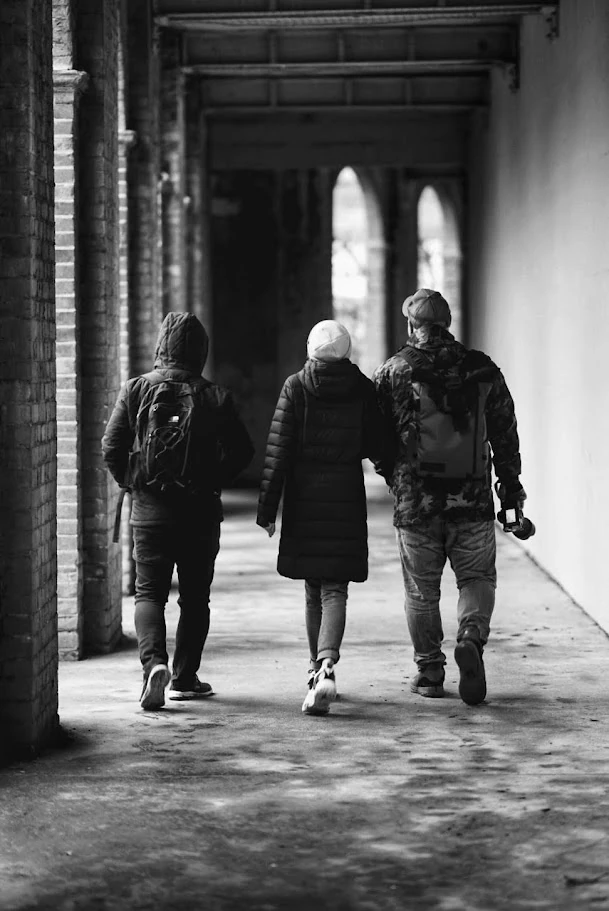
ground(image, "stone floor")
xmin=1 ymin=479 xmax=609 ymax=911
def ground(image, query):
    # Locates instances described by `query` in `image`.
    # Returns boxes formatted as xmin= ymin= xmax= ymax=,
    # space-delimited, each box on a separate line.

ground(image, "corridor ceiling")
xmin=156 ymin=1 xmax=559 ymax=112
xmin=155 ymin=1 xmax=559 ymax=170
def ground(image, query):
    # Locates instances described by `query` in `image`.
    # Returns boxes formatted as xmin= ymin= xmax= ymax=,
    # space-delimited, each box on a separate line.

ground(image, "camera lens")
xmin=513 ymin=518 xmax=535 ymax=540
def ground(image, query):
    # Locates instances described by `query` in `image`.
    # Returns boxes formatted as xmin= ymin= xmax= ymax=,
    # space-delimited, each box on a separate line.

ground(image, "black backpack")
xmin=130 ymin=371 xmax=214 ymax=495
xmin=399 ymin=347 xmax=497 ymax=480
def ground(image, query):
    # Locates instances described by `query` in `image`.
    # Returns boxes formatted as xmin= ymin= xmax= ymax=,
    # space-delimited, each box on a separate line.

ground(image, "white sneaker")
xmin=302 ymin=670 xmax=318 ymax=714
xmin=302 ymin=660 xmax=337 ymax=715
xmin=140 ymin=664 xmax=171 ymax=710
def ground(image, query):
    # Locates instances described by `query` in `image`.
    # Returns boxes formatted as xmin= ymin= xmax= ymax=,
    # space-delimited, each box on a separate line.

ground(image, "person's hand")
xmin=495 ymin=481 xmax=526 ymax=508
xmin=264 ymin=523 xmax=276 ymax=538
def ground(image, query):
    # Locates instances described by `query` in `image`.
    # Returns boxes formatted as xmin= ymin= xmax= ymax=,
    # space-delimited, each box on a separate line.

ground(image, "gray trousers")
xmin=304 ymin=579 xmax=349 ymax=669
xmin=396 ymin=519 xmax=497 ymax=670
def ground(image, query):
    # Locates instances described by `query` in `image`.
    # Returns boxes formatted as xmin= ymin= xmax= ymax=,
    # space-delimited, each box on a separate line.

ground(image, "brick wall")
xmin=74 ymin=0 xmax=123 ymax=654
xmin=53 ymin=0 xmax=87 ymax=662
xmin=0 ymin=0 xmax=59 ymax=756
xmin=54 ymin=69 xmax=89 ymax=659
xmin=118 ymin=15 xmax=134 ymax=392
xmin=118 ymin=24 xmax=137 ymax=595
xmin=126 ymin=0 xmax=163 ymax=378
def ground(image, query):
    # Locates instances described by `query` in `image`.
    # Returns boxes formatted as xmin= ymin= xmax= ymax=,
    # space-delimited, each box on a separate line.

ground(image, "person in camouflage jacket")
xmin=374 ymin=289 xmax=526 ymax=705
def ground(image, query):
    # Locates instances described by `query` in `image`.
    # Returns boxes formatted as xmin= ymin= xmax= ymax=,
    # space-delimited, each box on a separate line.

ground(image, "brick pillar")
xmin=53 ymin=69 xmax=89 ymax=660
xmin=390 ymin=172 xmax=419 ymax=349
xmin=0 ymin=0 xmax=59 ymax=757
xmin=358 ymin=168 xmax=387 ymax=380
xmin=118 ymin=20 xmax=135 ymax=391
xmin=276 ymin=169 xmax=332 ymax=384
xmin=119 ymin=131 xmax=137 ymax=387
xmin=119 ymin=129 xmax=137 ymax=595
xmin=74 ymin=0 xmax=122 ymax=654
xmin=160 ymin=29 xmax=187 ymax=314
xmin=126 ymin=0 xmax=163 ymax=378
xmin=185 ymin=79 xmax=213 ymax=370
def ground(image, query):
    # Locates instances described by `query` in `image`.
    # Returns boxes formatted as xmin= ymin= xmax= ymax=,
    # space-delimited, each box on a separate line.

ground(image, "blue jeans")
xmin=133 ymin=523 xmax=221 ymax=683
xmin=396 ymin=519 xmax=496 ymax=670
xmin=304 ymin=579 xmax=349 ymax=668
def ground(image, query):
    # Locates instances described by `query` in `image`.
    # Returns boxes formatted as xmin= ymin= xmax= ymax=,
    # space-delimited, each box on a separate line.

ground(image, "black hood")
xmin=153 ymin=312 xmax=209 ymax=375
xmin=301 ymin=358 xmax=365 ymax=400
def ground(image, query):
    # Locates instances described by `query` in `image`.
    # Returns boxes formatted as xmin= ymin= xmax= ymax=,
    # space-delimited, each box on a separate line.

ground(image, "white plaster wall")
xmin=468 ymin=0 xmax=609 ymax=633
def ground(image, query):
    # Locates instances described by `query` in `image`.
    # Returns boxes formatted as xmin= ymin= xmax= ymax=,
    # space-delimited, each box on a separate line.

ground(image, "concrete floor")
xmin=1 ymin=479 xmax=609 ymax=911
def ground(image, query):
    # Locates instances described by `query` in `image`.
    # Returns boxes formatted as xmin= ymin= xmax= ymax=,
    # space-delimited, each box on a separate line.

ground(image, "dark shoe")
xmin=302 ymin=660 xmax=337 ymax=715
xmin=410 ymin=667 xmax=445 ymax=698
xmin=140 ymin=664 xmax=171 ymax=711
xmin=454 ymin=628 xmax=486 ymax=705
xmin=168 ymin=676 xmax=215 ymax=701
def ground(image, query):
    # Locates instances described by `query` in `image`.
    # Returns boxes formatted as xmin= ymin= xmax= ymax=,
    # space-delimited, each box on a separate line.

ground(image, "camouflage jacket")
xmin=373 ymin=326 xmax=524 ymax=527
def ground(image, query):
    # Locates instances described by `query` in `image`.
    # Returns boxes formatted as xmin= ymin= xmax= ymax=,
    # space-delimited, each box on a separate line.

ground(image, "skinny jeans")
xmin=396 ymin=518 xmax=496 ymax=671
xmin=304 ymin=579 xmax=349 ymax=669
xmin=133 ymin=523 xmax=221 ymax=683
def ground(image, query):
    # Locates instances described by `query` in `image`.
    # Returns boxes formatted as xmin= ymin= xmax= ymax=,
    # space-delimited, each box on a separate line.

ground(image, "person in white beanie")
xmin=257 ymin=319 xmax=394 ymax=715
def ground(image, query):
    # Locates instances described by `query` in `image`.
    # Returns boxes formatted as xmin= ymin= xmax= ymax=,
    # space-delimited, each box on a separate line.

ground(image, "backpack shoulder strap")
xmin=133 ymin=372 xmax=171 ymax=447
xmin=396 ymin=346 xmax=428 ymax=369
xmin=460 ymin=351 xmax=499 ymax=385
xmin=112 ymin=487 xmax=128 ymax=544
xmin=396 ymin=345 xmax=438 ymax=385
xmin=142 ymin=371 xmax=208 ymax=394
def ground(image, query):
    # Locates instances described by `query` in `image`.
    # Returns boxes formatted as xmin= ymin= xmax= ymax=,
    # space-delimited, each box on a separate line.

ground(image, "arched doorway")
xmin=417 ymin=184 xmax=463 ymax=341
xmin=332 ymin=167 xmax=385 ymax=378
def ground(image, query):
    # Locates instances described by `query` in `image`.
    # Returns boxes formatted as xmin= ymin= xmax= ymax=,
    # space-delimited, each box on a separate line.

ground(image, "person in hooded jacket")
xmin=102 ymin=312 xmax=254 ymax=711
xmin=257 ymin=320 xmax=394 ymax=716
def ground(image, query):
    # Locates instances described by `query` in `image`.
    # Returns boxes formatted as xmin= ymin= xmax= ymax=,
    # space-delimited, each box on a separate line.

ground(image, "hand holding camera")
xmin=494 ymin=481 xmax=536 ymax=540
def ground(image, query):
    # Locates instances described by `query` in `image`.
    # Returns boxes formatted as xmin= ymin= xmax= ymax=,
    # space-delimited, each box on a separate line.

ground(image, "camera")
xmin=494 ymin=481 xmax=535 ymax=540
xmin=497 ymin=505 xmax=536 ymax=540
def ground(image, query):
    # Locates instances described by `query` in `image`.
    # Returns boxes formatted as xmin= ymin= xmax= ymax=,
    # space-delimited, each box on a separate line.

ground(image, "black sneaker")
xmin=410 ymin=667 xmax=445 ymax=698
xmin=454 ymin=628 xmax=486 ymax=705
xmin=140 ymin=664 xmax=171 ymax=711
xmin=168 ymin=676 xmax=215 ymax=701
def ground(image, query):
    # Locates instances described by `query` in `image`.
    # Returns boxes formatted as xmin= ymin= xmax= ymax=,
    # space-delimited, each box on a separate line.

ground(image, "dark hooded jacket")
xmin=256 ymin=358 xmax=393 ymax=582
xmin=102 ymin=312 xmax=254 ymax=527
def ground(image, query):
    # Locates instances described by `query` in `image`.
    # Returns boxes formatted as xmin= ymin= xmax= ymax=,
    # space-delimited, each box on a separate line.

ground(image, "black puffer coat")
xmin=102 ymin=312 xmax=254 ymax=528
xmin=257 ymin=358 xmax=393 ymax=582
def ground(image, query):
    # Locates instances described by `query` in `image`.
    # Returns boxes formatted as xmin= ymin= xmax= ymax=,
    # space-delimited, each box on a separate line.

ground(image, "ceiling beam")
xmin=185 ymin=60 xmax=505 ymax=78
xmin=183 ymin=23 xmax=518 ymax=70
xmin=204 ymin=104 xmax=484 ymax=114
xmin=198 ymin=70 xmax=490 ymax=111
xmin=158 ymin=4 xmax=557 ymax=31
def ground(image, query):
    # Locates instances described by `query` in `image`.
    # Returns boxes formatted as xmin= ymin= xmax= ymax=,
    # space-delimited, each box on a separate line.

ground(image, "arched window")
xmin=417 ymin=185 xmax=463 ymax=341
xmin=332 ymin=167 xmax=385 ymax=378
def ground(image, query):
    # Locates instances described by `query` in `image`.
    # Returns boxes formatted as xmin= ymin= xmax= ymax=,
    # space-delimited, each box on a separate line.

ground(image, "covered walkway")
xmin=1 ymin=481 xmax=608 ymax=910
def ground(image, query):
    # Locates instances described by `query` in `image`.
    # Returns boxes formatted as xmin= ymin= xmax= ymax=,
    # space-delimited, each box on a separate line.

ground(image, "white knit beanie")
xmin=306 ymin=320 xmax=352 ymax=362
